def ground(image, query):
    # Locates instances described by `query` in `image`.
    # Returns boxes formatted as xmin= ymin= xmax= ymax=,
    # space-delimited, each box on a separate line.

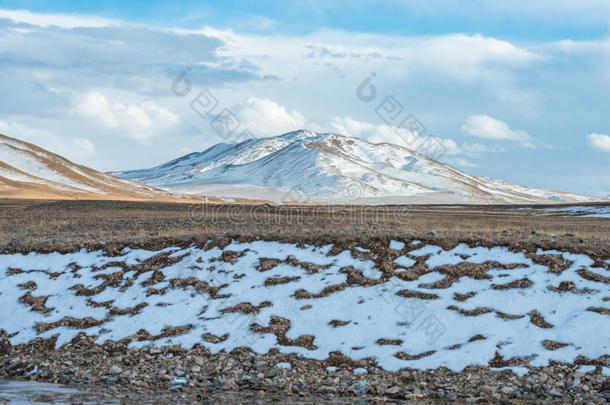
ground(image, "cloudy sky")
xmin=0 ymin=1 xmax=609 ymax=196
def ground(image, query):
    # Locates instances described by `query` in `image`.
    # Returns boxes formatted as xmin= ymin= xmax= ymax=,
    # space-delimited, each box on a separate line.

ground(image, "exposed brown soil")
xmin=18 ymin=292 xmax=53 ymax=314
xmin=541 ymin=340 xmax=570 ymax=351
xmin=453 ymin=292 xmax=476 ymax=302
xmin=221 ymin=301 xmax=272 ymax=315
xmin=495 ymin=311 xmax=525 ymax=320
xmin=36 ymin=316 xmax=105 ymax=334
xmin=396 ymin=289 xmax=439 ymax=300
xmin=491 ymin=277 xmax=533 ymax=290
xmin=376 ymin=339 xmax=403 ymax=346
xmin=264 ymin=276 xmax=301 ymax=286
xmin=446 ymin=305 xmax=494 ymax=317
xmin=587 ymin=306 xmax=610 ymax=315
xmin=578 ymin=269 xmax=610 ymax=284
xmin=394 ymin=351 xmax=435 ymax=361
xmin=257 ymin=258 xmax=281 ymax=272
xmin=251 ymin=317 xmax=317 ymax=351
xmin=528 ymin=311 xmax=554 ymax=329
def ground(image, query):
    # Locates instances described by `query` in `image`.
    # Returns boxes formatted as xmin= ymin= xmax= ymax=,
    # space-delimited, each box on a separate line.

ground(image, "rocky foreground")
xmin=1 ymin=334 xmax=610 ymax=403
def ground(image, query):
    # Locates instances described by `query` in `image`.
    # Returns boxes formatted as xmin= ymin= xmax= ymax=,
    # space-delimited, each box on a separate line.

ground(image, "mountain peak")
xmin=280 ymin=129 xmax=320 ymax=139
xmin=116 ymin=130 xmax=602 ymax=204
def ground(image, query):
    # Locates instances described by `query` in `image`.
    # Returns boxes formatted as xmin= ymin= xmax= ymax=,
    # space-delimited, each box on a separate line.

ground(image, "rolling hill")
xmin=0 ymin=134 xmax=187 ymax=201
xmin=115 ymin=129 xmax=602 ymax=204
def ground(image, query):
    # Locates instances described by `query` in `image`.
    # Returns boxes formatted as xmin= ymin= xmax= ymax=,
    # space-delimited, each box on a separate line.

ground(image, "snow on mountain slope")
xmin=116 ymin=130 xmax=602 ymax=204
xmin=0 ymin=134 xmax=186 ymax=201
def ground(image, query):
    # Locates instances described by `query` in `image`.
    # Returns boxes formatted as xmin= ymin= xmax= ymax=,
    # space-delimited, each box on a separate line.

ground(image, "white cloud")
xmin=451 ymin=158 xmax=478 ymax=168
xmin=0 ymin=119 xmax=96 ymax=160
xmin=0 ymin=8 xmax=120 ymax=28
xmin=587 ymin=133 xmax=610 ymax=152
xmin=326 ymin=116 xmax=423 ymax=149
xmin=233 ymin=97 xmax=305 ymax=136
xmin=75 ymin=91 xmax=180 ymax=142
xmin=204 ymin=29 xmax=540 ymax=84
xmin=404 ymin=34 xmax=540 ymax=80
xmin=243 ymin=15 xmax=276 ymax=30
xmin=433 ymin=137 xmax=461 ymax=156
xmin=326 ymin=116 xmax=394 ymax=143
xmin=325 ymin=116 xmax=461 ymax=157
xmin=461 ymin=115 xmax=532 ymax=147
xmin=461 ymin=142 xmax=488 ymax=156
xmin=70 ymin=137 xmax=96 ymax=157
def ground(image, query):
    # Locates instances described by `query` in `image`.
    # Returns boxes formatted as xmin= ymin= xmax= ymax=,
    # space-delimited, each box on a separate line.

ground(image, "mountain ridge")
xmin=115 ymin=129 xmax=604 ymax=204
xmin=0 ymin=133 xmax=192 ymax=201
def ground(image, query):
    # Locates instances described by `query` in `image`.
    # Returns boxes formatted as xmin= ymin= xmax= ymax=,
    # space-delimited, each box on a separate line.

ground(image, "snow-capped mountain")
xmin=115 ymin=130 xmax=602 ymax=204
xmin=0 ymin=134 xmax=182 ymax=201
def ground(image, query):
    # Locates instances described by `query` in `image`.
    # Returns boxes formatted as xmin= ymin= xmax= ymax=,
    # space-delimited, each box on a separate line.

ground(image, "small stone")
xmin=172 ymin=377 xmax=187 ymax=385
xmin=108 ymin=365 xmax=122 ymax=375
xmin=501 ymin=386 xmax=515 ymax=395
xmin=350 ymin=381 xmax=368 ymax=395
xmin=385 ymin=386 xmax=400 ymax=395
xmin=319 ymin=385 xmax=336 ymax=393
xmin=538 ymin=373 xmax=548 ymax=384
xmin=6 ymin=359 xmax=25 ymax=372
xmin=265 ymin=368 xmax=278 ymax=378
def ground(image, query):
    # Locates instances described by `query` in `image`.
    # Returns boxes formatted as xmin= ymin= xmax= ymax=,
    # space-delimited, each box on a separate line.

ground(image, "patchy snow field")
xmin=1 ymin=240 xmax=608 ymax=373
xmin=540 ymin=205 xmax=610 ymax=218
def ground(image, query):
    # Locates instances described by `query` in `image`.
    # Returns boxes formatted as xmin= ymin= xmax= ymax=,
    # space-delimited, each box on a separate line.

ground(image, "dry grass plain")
xmin=0 ymin=198 xmax=608 ymax=255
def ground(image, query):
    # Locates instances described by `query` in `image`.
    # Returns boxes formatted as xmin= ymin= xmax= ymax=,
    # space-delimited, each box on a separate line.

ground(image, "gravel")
xmin=1 ymin=333 xmax=609 ymax=403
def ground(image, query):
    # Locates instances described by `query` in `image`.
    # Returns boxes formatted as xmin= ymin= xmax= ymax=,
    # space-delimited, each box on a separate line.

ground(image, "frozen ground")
xmin=540 ymin=205 xmax=610 ymax=218
xmin=1 ymin=240 xmax=609 ymax=373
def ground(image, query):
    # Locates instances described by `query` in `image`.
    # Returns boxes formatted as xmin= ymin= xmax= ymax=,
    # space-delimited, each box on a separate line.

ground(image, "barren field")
xmin=1 ymin=199 xmax=609 ymax=403
xmin=0 ymin=199 xmax=608 ymax=252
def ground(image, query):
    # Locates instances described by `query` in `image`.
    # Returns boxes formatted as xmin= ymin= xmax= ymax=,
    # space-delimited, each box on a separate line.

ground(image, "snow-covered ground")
xmin=2 ymin=240 xmax=608 ymax=373
xmin=540 ymin=205 xmax=610 ymax=218
xmin=116 ymin=130 xmax=603 ymax=205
